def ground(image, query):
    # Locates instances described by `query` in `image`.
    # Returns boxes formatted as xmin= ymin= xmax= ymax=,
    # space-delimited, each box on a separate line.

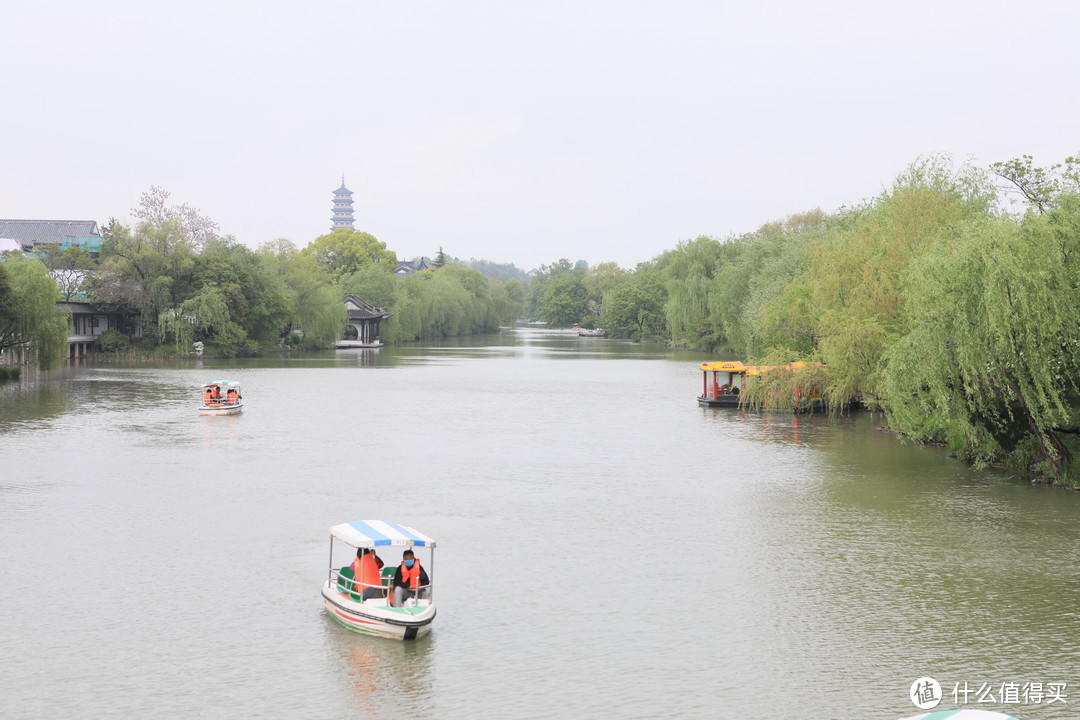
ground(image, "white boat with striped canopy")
xmin=321 ymin=520 xmax=436 ymax=641
xmin=199 ymin=380 xmax=243 ymax=415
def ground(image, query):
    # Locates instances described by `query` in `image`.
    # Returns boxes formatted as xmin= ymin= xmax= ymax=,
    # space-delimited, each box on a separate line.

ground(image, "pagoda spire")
xmin=331 ymin=177 xmax=355 ymax=231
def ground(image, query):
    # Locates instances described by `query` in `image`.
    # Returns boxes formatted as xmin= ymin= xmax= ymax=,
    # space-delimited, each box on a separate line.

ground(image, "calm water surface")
xmin=1 ymin=328 xmax=1077 ymax=719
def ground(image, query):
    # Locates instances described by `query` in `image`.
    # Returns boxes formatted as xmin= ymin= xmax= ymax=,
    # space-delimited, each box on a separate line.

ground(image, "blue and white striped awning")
xmin=330 ymin=520 xmax=436 ymax=549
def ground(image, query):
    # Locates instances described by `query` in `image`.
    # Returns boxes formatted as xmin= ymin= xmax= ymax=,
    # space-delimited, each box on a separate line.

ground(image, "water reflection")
xmin=334 ymin=348 xmax=385 ymax=367
xmin=325 ymin=620 xmax=434 ymax=719
xmin=0 ymin=376 xmax=69 ymax=431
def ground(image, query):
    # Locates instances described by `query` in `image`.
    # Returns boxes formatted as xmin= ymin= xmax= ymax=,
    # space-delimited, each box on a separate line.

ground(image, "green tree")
xmin=882 ymin=202 xmax=1080 ymax=480
xmin=259 ymin=239 xmax=345 ymax=347
xmin=526 ymin=258 xmax=575 ymax=319
xmin=340 ymin=263 xmax=397 ymax=309
xmin=382 ymin=273 xmax=431 ymax=342
xmin=529 ymin=259 xmax=587 ymax=326
xmin=491 ymin=277 xmax=525 ymax=324
xmin=758 ymin=158 xmax=996 ymax=406
xmin=583 ymin=262 xmax=629 ymax=320
xmin=89 ymin=219 xmax=198 ymax=339
xmin=197 ymin=237 xmax=290 ymax=350
xmin=40 ymin=246 xmax=96 ymax=301
xmin=601 ymin=271 xmax=667 ymax=339
xmin=656 ymin=236 xmax=730 ymax=350
xmin=539 ymin=272 xmax=588 ymax=326
xmin=0 ymin=256 xmax=70 ymax=368
xmin=159 ymin=284 xmax=231 ymax=354
xmin=991 ymin=154 xmax=1080 ymax=213
xmin=428 ymin=263 xmax=498 ymax=335
xmin=301 ymin=229 xmax=396 ymax=280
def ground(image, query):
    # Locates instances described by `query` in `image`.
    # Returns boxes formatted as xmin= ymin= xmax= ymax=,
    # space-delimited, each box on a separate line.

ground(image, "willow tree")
xmin=258 ymin=239 xmax=345 ymax=347
xmin=659 ymin=236 xmax=729 ymax=349
xmin=382 ymin=273 xmax=431 ymax=342
xmin=0 ymin=255 xmax=69 ymax=368
xmin=707 ymin=211 xmax=827 ymax=357
xmin=159 ymin=285 xmax=233 ymax=355
xmin=882 ymin=203 xmax=1080 ymax=480
xmin=779 ymin=158 xmax=996 ymax=407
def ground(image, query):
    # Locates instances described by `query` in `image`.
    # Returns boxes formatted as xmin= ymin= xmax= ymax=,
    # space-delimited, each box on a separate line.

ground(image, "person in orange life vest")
xmin=350 ymin=548 xmax=385 ymax=600
xmin=391 ymin=549 xmax=430 ymax=607
xmin=202 ymin=388 xmax=214 ymax=404
xmin=226 ymin=388 xmax=240 ymax=404
xmin=210 ymin=386 xmax=221 ymax=401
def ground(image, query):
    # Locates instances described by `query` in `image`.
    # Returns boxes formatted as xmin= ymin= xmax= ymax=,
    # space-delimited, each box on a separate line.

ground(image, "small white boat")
xmin=322 ymin=520 xmax=436 ymax=641
xmin=199 ymin=380 xmax=243 ymax=415
xmin=573 ymin=325 xmax=607 ymax=337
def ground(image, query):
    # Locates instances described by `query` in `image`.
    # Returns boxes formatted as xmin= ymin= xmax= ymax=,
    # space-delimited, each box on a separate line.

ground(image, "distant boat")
xmin=335 ymin=340 xmax=383 ymax=348
xmin=199 ymin=380 xmax=243 ymax=415
xmin=573 ymin=325 xmax=606 ymax=337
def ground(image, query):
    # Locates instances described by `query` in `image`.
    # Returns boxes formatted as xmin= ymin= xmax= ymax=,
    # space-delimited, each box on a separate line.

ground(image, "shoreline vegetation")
xmin=2 ymin=154 xmax=1078 ymax=485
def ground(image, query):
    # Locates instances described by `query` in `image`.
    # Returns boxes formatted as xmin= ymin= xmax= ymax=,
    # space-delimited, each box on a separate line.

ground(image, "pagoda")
xmin=331 ymin=176 xmax=355 ymax=230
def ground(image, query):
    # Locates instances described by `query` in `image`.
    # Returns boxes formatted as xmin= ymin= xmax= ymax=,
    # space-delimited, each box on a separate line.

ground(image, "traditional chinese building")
xmin=59 ymin=301 xmax=136 ymax=359
xmin=331 ymin=177 xmax=355 ymax=231
xmin=394 ymin=258 xmax=430 ymax=276
xmin=0 ymin=219 xmax=105 ymax=253
xmin=337 ymin=294 xmax=392 ymax=348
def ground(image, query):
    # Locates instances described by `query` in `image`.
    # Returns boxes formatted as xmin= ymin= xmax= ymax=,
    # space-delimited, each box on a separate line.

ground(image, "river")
xmin=1 ymin=327 xmax=1076 ymax=719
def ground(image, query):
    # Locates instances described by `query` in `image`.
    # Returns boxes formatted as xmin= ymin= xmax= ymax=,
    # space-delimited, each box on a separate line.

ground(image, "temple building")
xmin=331 ymin=177 xmax=355 ymax=230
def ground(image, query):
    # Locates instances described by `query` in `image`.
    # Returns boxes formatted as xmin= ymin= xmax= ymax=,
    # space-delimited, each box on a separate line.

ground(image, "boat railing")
xmin=329 ymin=566 xmax=433 ymax=603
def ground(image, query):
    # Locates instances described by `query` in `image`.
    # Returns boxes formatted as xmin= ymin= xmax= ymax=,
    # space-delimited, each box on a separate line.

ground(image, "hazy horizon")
xmin=4 ymin=1 xmax=1078 ymax=270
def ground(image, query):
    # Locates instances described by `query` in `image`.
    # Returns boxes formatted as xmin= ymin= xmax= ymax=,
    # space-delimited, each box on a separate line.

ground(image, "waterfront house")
xmin=338 ymin=294 xmax=393 ymax=348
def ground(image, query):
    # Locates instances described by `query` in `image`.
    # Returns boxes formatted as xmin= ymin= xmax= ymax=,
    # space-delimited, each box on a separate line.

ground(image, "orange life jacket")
xmin=351 ymin=554 xmax=382 ymax=595
xmin=227 ymin=391 xmax=238 ymax=403
xmin=203 ymin=391 xmax=213 ymax=402
xmin=399 ymin=559 xmax=422 ymax=589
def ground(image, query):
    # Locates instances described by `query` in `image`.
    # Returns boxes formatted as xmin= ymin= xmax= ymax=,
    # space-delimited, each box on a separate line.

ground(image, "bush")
xmin=96 ymin=329 xmax=129 ymax=352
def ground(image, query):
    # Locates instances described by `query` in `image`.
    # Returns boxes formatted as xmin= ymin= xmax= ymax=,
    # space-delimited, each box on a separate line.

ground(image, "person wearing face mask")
xmin=390 ymin=549 xmax=430 ymax=607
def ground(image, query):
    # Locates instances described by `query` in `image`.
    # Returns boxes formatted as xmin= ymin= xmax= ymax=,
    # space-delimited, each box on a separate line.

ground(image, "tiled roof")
xmin=0 ymin=220 xmax=102 ymax=245
xmin=333 ymin=184 xmax=354 ymax=195
xmin=394 ymin=259 xmax=430 ymax=274
xmin=342 ymin=294 xmax=392 ymax=320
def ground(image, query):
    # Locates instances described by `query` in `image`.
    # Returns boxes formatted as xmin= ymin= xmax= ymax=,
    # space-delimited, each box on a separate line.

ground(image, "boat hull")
xmin=321 ymin=582 xmax=435 ymax=641
xmin=199 ymin=403 xmax=243 ymax=415
xmin=335 ymin=341 xmax=383 ymax=348
xmin=697 ymin=394 xmax=741 ymax=407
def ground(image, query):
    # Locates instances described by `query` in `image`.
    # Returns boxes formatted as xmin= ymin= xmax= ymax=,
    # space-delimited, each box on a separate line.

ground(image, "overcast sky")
xmin=4 ymin=1 xmax=1078 ymax=270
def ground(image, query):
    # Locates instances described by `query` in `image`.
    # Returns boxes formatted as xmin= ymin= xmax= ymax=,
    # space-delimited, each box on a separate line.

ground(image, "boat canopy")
xmin=330 ymin=520 xmax=436 ymax=549
xmin=698 ymin=361 xmax=748 ymax=372
xmin=745 ymin=361 xmax=818 ymax=376
xmin=202 ymin=380 xmax=241 ymax=390
xmin=699 ymin=361 xmax=821 ymax=375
